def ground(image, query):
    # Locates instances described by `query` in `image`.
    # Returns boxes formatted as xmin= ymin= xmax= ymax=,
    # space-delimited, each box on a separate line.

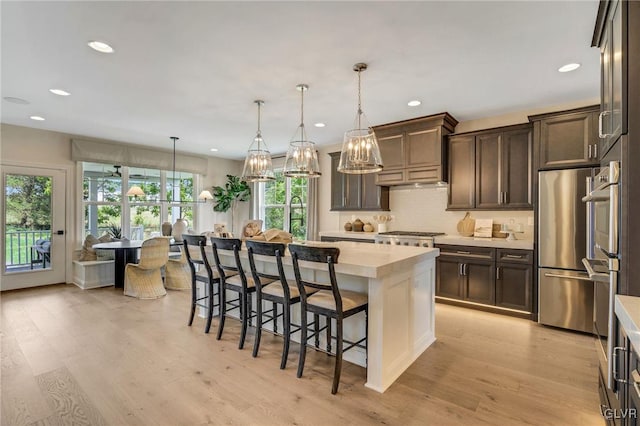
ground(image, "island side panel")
xmin=365 ymin=256 xmax=436 ymax=393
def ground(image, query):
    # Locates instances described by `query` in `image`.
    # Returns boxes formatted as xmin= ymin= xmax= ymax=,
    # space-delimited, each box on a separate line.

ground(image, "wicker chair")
xmin=164 ymin=249 xmax=191 ymax=290
xmin=123 ymin=237 xmax=169 ymax=299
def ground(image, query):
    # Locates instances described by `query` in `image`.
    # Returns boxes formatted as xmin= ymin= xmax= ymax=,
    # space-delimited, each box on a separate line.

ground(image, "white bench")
xmin=72 ymin=250 xmax=115 ymax=290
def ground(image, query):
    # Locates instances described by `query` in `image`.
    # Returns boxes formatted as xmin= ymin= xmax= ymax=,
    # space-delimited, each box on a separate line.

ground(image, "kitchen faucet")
xmin=289 ymin=195 xmax=305 ymax=235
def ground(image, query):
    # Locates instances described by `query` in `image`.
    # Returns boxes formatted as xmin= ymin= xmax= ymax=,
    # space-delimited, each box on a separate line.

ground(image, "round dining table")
xmin=92 ymin=239 xmax=182 ymax=288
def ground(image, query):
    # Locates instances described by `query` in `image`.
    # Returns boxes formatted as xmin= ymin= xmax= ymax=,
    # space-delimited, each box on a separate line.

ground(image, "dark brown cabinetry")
xmin=436 ymin=245 xmax=533 ymax=315
xmin=447 ymin=123 xmax=532 ymax=210
xmin=329 ymin=152 xmax=389 ymax=211
xmin=372 ymin=113 xmax=458 ymax=186
xmin=320 ymin=235 xmax=375 ymax=244
xmin=529 ymin=105 xmax=600 ymax=169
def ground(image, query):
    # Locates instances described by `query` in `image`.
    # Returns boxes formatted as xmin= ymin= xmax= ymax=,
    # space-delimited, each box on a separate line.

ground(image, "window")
xmin=82 ymin=162 xmax=196 ymax=240
xmin=257 ymin=170 xmax=308 ymax=240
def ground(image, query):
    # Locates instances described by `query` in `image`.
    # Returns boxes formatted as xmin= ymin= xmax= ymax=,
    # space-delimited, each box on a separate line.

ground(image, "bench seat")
xmin=72 ymin=260 xmax=114 ymax=290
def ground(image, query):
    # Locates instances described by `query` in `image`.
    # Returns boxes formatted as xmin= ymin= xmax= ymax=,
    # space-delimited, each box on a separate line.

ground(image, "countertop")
xmin=319 ymin=231 xmax=377 ymax=240
xmin=615 ymin=295 xmax=640 ymax=356
xmin=434 ymin=235 xmax=534 ymax=250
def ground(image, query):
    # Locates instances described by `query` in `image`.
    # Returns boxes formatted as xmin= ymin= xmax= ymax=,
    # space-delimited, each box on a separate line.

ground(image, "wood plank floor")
xmin=1 ymin=284 xmax=602 ymax=425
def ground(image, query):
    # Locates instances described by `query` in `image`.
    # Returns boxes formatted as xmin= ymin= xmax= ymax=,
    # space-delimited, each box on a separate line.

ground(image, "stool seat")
xmin=262 ymin=280 xmax=317 ymax=300
xmin=307 ymin=289 xmax=368 ymax=313
xmin=225 ymin=274 xmax=274 ymax=289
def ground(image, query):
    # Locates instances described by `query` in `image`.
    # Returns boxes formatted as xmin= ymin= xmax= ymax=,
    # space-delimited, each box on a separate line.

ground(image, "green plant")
xmin=107 ymin=224 xmax=122 ymax=239
xmin=212 ymin=175 xmax=251 ymax=232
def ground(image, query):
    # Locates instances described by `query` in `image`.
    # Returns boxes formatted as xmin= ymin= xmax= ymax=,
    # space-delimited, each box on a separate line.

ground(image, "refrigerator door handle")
xmin=543 ymin=273 xmax=593 ymax=281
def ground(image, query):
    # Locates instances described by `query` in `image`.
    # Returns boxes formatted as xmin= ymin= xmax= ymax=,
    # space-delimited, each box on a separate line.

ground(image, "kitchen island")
xmin=217 ymin=241 xmax=439 ymax=393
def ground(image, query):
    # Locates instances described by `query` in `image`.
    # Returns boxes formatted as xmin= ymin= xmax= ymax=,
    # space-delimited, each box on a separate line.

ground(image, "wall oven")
xmin=582 ymin=161 xmax=621 ymax=395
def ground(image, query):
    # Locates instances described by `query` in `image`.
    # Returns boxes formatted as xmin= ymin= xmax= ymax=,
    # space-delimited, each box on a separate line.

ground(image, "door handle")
xmin=598 ymin=111 xmax=609 ymax=139
xmin=56 ymin=230 xmax=64 ymax=235
xmin=612 ymin=346 xmax=627 ymax=384
xmin=496 ymin=266 xmax=501 ymax=280
xmin=458 ymin=263 xmax=463 ymax=276
xmin=543 ymin=273 xmax=593 ymax=281
xmin=456 ymin=251 xmax=471 ymax=254
xmin=588 ymin=144 xmax=592 ymax=159
xmin=505 ymin=254 xmax=523 ymax=259
xmin=593 ymin=144 xmax=598 ymax=159
xmin=462 ymin=264 xmax=468 ymax=276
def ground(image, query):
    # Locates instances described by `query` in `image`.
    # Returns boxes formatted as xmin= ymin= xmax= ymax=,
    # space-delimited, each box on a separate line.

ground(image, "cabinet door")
xmin=501 ymin=128 xmax=532 ymax=208
xmin=406 ymin=127 xmax=441 ymax=168
xmin=539 ymin=111 xmax=599 ymax=168
xmin=495 ymin=262 xmax=532 ymax=312
xmin=463 ymin=260 xmax=495 ymax=305
xmin=376 ymin=132 xmax=405 ymax=169
xmin=475 ymin=133 xmax=501 ymax=209
xmin=361 ymin=172 xmax=389 ymax=211
xmin=447 ymin=135 xmax=475 ymax=210
xmin=600 ymin=0 xmax=623 ymax=156
xmin=436 ymin=257 xmax=463 ymax=299
xmin=329 ymin=152 xmax=361 ymax=210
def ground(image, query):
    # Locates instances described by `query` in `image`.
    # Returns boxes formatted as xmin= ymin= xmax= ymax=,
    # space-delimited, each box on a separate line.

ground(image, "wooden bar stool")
xmin=246 ymin=240 xmax=318 ymax=369
xmin=211 ymin=237 xmax=274 ymax=350
xmin=182 ymin=235 xmax=220 ymax=333
xmin=289 ymin=244 xmax=368 ymax=394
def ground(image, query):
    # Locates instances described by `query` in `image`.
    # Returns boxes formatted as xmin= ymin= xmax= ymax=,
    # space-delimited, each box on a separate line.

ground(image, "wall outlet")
xmin=528 ymin=217 xmax=534 ymax=226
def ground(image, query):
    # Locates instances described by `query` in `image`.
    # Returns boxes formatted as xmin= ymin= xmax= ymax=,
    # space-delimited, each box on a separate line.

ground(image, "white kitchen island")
xmin=214 ymin=241 xmax=439 ymax=393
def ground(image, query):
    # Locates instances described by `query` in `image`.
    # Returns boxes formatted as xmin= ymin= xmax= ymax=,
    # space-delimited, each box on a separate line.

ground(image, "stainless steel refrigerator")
xmin=538 ymin=167 xmax=597 ymax=333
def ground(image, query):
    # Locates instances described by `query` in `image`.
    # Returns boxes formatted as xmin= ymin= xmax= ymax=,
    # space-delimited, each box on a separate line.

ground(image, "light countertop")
xmin=434 ymin=235 xmax=534 ymax=250
xmin=615 ymin=295 xmax=640 ymax=356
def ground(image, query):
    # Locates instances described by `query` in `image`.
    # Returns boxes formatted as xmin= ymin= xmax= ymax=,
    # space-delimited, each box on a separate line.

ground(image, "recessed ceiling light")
xmin=88 ymin=40 xmax=114 ymax=53
xmin=558 ymin=63 xmax=581 ymax=73
xmin=3 ymin=97 xmax=30 ymax=105
xmin=210 ymin=148 xmax=218 ymax=152
xmin=408 ymin=100 xmax=422 ymax=107
xmin=314 ymin=122 xmax=326 ymax=128
xmin=30 ymin=115 xmax=45 ymax=121
xmin=49 ymin=89 xmax=71 ymax=96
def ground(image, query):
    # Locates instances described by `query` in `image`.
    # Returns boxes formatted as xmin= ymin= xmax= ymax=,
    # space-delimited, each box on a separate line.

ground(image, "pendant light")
xmin=241 ymin=100 xmax=275 ymax=182
xmin=283 ymin=84 xmax=321 ymax=178
xmin=338 ymin=63 xmax=383 ymax=174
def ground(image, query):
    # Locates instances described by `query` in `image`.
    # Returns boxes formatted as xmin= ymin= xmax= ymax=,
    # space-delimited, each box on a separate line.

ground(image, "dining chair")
xmin=210 ymin=237 xmax=274 ymax=350
xmin=246 ymin=239 xmax=318 ymax=369
xmin=164 ymin=248 xmax=192 ymax=291
xmin=288 ymin=243 xmax=368 ymax=394
xmin=182 ymin=235 xmax=220 ymax=333
xmin=123 ymin=237 xmax=169 ymax=299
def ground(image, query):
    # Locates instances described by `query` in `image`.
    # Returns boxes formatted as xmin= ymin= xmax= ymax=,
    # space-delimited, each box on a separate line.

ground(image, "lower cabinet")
xmin=436 ymin=245 xmax=533 ymax=314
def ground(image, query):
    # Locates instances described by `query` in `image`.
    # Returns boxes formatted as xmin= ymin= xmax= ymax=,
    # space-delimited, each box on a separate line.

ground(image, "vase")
xmin=161 ymin=221 xmax=173 ymax=236
xmin=172 ymin=218 xmax=188 ymax=242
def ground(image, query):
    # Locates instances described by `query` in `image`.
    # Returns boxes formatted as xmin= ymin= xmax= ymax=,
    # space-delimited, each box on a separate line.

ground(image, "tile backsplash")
xmin=337 ymin=185 xmax=534 ymax=240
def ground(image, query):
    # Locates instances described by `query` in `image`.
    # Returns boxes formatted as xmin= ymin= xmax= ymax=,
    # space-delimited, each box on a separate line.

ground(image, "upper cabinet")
xmin=372 ymin=113 xmax=458 ymax=186
xmin=447 ymin=123 xmax=532 ymax=211
xmin=529 ymin=105 xmax=600 ymax=169
xmin=329 ymin=152 xmax=389 ymax=211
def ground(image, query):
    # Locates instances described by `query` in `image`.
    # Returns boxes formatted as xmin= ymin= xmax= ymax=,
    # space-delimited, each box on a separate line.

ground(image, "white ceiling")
xmin=1 ymin=1 xmax=600 ymax=160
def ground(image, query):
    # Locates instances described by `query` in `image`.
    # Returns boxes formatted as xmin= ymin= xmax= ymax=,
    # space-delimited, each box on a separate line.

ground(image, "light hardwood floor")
xmin=1 ymin=284 xmax=603 ymax=425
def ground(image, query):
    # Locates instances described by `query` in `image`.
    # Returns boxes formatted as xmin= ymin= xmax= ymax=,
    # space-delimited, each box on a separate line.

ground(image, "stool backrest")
xmin=288 ymin=244 xmax=343 ymax=311
xmin=183 ymin=235 xmax=215 ymax=281
xmin=245 ymin=240 xmax=287 ymax=293
xmin=210 ymin=237 xmax=246 ymax=284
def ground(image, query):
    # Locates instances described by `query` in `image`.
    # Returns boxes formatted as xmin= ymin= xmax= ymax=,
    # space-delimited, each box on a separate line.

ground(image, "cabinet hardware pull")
xmin=457 ymin=251 xmax=471 ymax=254
xmin=463 ymin=264 xmax=468 ymax=276
xmin=593 ymin=144 xmax=598 ymax=158
xmin=612 ymin=346 xmax=628 ymax=384
xmin=543 ymin=273 xmax=592 ymax=281
xmin=598 ymin=111 xmax=611 ymax=139
xmin=506 ymin=254 xmax=523 ymax=259
xmin=588 ymin=144 xmax=592 ymax=159
xmin=496 ymin=266 xmax=501 ymax=280
xmin=458 ymin=264 xmax=463 ymax=276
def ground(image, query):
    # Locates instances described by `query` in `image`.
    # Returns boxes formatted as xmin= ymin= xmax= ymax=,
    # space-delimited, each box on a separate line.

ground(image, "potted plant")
xmin=211 ymin=175 xmax=251 ymax=235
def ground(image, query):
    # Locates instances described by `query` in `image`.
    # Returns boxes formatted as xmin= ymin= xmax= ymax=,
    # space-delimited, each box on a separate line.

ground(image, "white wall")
xmin=316 ymin=99 xmax=599 ymax=241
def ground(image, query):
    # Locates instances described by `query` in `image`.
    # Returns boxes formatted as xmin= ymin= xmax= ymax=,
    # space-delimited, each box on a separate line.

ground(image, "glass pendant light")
xmin=241 ymin=100 xmax=275 ymax=182
xmin=283 ymin=84 xmax=321 ymax=178
xmin=338 ymin=63 xmax=383 ymax=174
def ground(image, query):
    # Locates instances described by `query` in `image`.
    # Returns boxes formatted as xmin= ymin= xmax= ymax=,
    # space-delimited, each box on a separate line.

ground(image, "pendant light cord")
xmin=170 ymin=136 xmax=178 ymax=201
xmin=299 ymin=86 xmax=306 ymax=141
xmin=357 ymin=68 xmax=363 ymax=130
xmin=256 ymin=101 xmax=262 ymax=150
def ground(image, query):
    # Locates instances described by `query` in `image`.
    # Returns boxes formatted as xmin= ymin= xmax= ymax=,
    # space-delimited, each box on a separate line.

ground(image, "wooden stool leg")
xmin=252 ymin=293 xmax=263 ymax=358
xmin=216 ymin=286 xmax=227 ymax=341
xmin=188 ymin=275 xmax=197 ymax=326
xmin=273 ymin=302 xmax=278 ymax=334
xmin=326 ymin=317 xmax=332 ymax=354
xmin=297 ymin=308 xmax=308 ymax=378
xmin=314 ymin=314 xmax=320 ymax=348
xmin=332 ymin=317 xmax=344 ymax=395
xmin=205 ymin=279 xmax=214 ymax=333
xmin=239 ymin=292 xmax=248 ymax=350
xmin=281 ymin=302 xmax=291 ymax=370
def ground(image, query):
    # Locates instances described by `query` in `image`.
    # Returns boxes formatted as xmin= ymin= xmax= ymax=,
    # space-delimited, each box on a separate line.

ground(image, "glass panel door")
xmin=2 ymin=165 xmax=66 ymax=290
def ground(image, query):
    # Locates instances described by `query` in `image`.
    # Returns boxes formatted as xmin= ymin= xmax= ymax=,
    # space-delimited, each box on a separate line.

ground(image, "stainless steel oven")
xmin=582 ymin=161 xmax=621 ymax=394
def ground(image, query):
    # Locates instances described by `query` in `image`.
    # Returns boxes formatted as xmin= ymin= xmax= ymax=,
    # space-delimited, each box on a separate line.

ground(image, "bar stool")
xmin=246 ymin=240 xmax=319 ymax=369
xmin=211 ymin=237 xmax=275 ymax=350
xmin=289 ymin=244 xmax=368 ymax=395
xmin=182 ymin=235 xmax=219 ymax=333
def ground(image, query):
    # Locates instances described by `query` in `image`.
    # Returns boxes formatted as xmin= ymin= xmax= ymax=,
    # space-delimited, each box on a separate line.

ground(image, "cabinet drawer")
xmin=406 ymin=166 xmax=441 ymax=183
xmin=497 ymin=249 xmax=533 ymax=264
xmin=375 ymin=170 xmax=404 ymax=185
xmin=437 ymin=245 xmax=495 ymax=260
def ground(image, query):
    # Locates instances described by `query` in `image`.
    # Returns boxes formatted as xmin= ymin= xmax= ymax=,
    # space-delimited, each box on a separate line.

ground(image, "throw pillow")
xmin=95 ymin=234 xmax=115 ymax=261
xmin=79 ymin=234 xmax=100 ymax=261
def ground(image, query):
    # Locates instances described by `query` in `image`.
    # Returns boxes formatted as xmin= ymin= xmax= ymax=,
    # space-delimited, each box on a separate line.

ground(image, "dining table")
xmin=92 ymin=239 xmax=182 ymax=288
